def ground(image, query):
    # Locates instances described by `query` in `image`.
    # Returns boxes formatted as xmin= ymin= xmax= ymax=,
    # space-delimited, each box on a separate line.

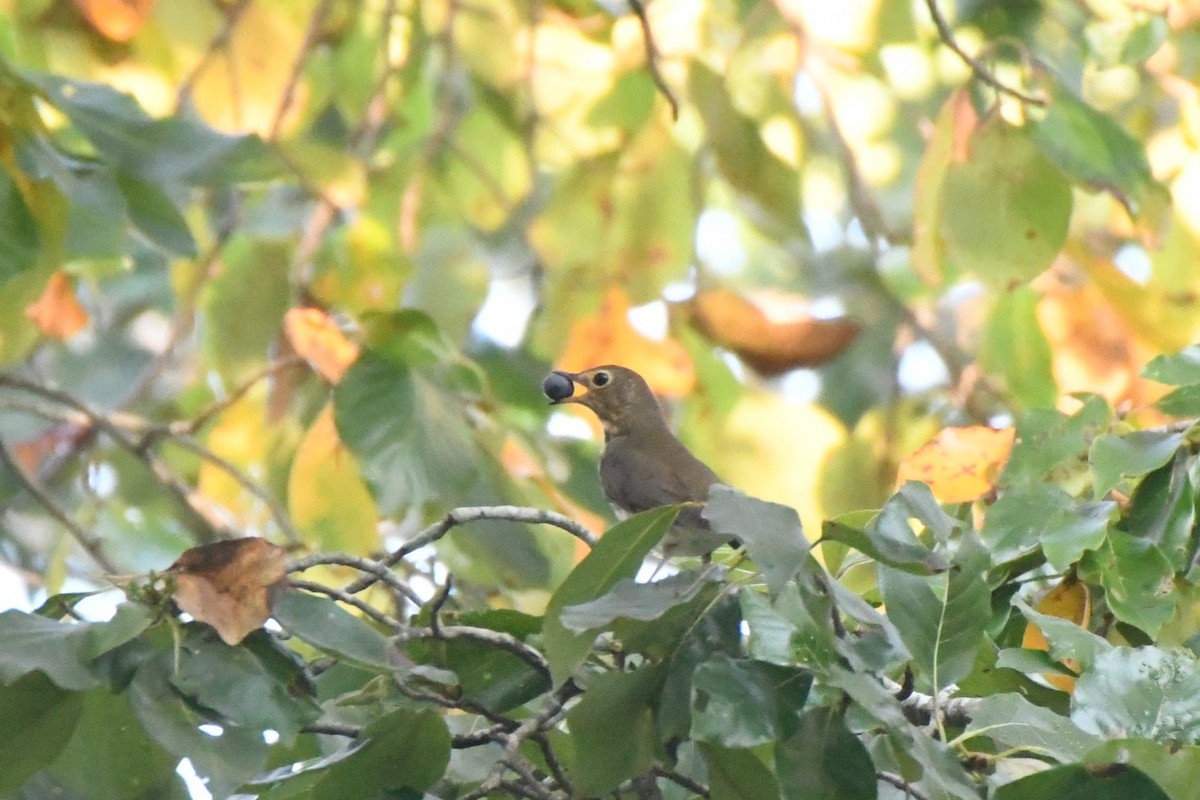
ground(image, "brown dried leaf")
xmin=169 ymin=538 xmax=288 ymax=645
xmin=687 ymin=288 xmax=859 ymax=375
xmin=25 ymin=271 xmax=89 ymax=340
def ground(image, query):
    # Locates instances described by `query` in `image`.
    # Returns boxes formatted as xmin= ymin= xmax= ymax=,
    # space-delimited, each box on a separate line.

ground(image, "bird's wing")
xmin=599 ymin=436 xmax=719 ymax=517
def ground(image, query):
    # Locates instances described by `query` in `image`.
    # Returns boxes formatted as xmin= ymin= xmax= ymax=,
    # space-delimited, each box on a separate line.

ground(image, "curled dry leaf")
xmin=686 ymin=288 xmax=859 ymax=376
xmin=168 ymin=537 xmax=288 ymax=645
xmin=557 ymin=285 xmax=695 ymax=397
xmin=896 ymin=426 xmax=1016 ymax=504
xmin=25 ymin=271 xmax=89 ymax=340
xmin=283 ymin=307 xmax=360 ymax=383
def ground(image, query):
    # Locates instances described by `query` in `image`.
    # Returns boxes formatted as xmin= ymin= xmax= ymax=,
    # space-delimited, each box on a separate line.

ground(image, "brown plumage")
xmin=546 ymin=365 xmax=735 ymax=558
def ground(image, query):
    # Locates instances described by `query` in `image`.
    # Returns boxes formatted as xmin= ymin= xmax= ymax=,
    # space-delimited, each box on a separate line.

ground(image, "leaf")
xmin=687 ymin=288 xmax=859 ymax=376
xmin=1073 ymin=646 xmax=1200 ymax=744
xmin=543 ymin=506 xmax=680 ymax=683
xmin=1020 ymin=575 xmax=1090 ymax=693
xmin=963 ymin=693 xmax=1100 ymax=762
xmin=1143 ymin=345 xmax=1200 ymax=386
xmin=333 ymin=350 xmax=480 ymax=514
xmin=24 ymin=270 xmax=88 ymax=340
xmin=691 ymin=655 xmax=811 ymax=748
xmin=704 ymin=486 xmax=809 ymax=596
xmin=0 ymin=167 xmax=41 ymax=280
xmin=983 ymin=484 xmax=1114 ymax=570
xmin=283 ymin=307 xmax=360 ymax=383
xmin=560 ymin=571 xmax=716 ymax=632
xmin=1083 ymin=739 xmax=1200 ymax=800
xmin=980 ymin=286 xmax=1057 ymax=408
xmin=775 ymin=706 xmax=877 ymax=800
xmin=1030 ymin=77 xmax=1171 ymax=241
xmin=1090 ymin=531 xmax=1176 ymax=637
xmin=994 ymin=764 xmax=1169 ymax=800
xmin=877 ymin=534 xmax=990 ymax=691
xmin=271 ymin=589 xmax=391 ymax=669
xmin=912 ymin=89 xmax=975 ymax=283
xmin=1125 ymin=452 xmax=1195 ymax=571
xmin=312 ymin=708 xmax=451 ymax=799
xmin=0 ymin=671 xmax=83 ymax=795
xmin=25 ymin=72 xmax=281 ymax=186
xmin=821 ymin=518 xmax=946 ymax=575
xmin=115 ymin=171 xmax=197 ymax=256
xmin=1001 ymin=397 xmax=1112 ymax=488
xmin=169 ymin=627 xmax=320 ymax=743
xmin=1015 ymin=600 xmax=1111 ymax=672
xmin=1155 ymin=385 xmax=1200 ymax=417
xmin=287 ymin=404 xmax=378 ymax=555
xmin=939 ymin=118 xmax=1072 ymax=285
xmin=566 ymin=665 xmax=664 ymax=796
xmin=202 ymin=237 xmax=292 ymax=380
xmin=896 ymin=426 xmax=1015 ymax=504
xmin=699 ymin=743 xmax=782 ymax=800
xmin=169 ymin=538 xmax=288 ymax=646
xmin=0 ymin=610 xmax=99 ymax=690
xmin=73 ymin=0 xmax=156 ymax=42
xmin=1090 ymin=430 xmax=1185 ymax=498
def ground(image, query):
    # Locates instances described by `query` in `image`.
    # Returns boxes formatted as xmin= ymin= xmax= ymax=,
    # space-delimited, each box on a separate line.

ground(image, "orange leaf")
xmin=25 ymin=271 xmax=89 ymax=340
xmin=556 ymin=286 xmax=694 ymax=398
xmin=73 ymin=0 xmax=156 ymax=42
xmin=1021 ymin=575 xmax=1090 ymax=693
xmin=896 ymin=426 xmax=1015 ymax=503
xmin=169 ymin=538 xmax=288 ymax=645
xmin=501 ymin=435 xmax=605 ymax=562
xmin=283 ymin=307 xmax=360 ymax=383
xmin=688 ymin=288 xmax=859 ymax=375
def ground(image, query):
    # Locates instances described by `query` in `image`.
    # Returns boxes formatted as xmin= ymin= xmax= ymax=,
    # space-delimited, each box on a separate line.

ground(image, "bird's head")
xmin=544 ymin=365 xmax=664 ymax=436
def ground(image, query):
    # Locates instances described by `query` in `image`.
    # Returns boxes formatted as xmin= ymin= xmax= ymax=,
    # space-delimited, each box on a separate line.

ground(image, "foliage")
xmin=3 ymin=0 xmax=1200 ymax=799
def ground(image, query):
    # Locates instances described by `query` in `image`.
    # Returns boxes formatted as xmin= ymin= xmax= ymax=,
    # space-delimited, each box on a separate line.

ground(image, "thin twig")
xmin=177 ymin=356 xmax=305 ymax=436
xmin=268 ymin=0 xmax=337 ymax=140
xmin=653 ymin=766 xmax=710 ymax=798
xmin=627 ymin=0 xmax=680 ymax=120
xmin=175 ymin=0 xmax=256 ymax=112
xmin=923 ymin=0 xmax=1046 ymax=107
xmin=288 ymin=552 xmax=423 ymax=605
xmin=0 ymin=437 xmax=116 ymax=572
xmin=302 ymin=722 xmax=361 ymax=737
xmin=394 ymin=624 xmax=551 ymax=681
xmin=287 ymin=579 xmax=404 ymax=631
xmin=344 ymin=506 xmax=596 ymax=594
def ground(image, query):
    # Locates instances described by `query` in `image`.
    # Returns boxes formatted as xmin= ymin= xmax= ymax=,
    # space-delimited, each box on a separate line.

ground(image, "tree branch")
xmin=923 ymin=0 xmax=1046 ymax=107
xmin=628 ymin=0 xmax=680 ymax=121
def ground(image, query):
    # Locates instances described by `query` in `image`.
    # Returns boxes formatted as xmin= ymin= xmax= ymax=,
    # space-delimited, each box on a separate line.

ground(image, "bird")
xmin=542 ymin=365 xmax=737 ymax=560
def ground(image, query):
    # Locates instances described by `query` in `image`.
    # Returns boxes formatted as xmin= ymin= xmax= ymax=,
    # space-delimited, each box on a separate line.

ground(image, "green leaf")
xmin=993 ymin=763 xmax=1169 ymax=800
xmin=560 ymin=571 xmax=716 ymax=632
xmin=45 ymin=685 xmax=180 ymax=800
xmin=911 ymin=89 xmax=964 ymax=282
xmin=690 ymin=64 xmax=802 ymax=239
xmin=1084 ymin=739 xmax=1200 ymax=800
xmin=543 ymin=506 xmax=679 ymax=683
xmin=313 ymin=708 xmax=451 ymax=799
xmin=0 ymin=610 xmax=99 ymax=690
xmin=1090 ymin=430 xmax=1185 ymax=497
xmin=567 ymin=665 xmax=664 ymax=796
xmin=1089 ymin=531 xmax=1176 ymax=637
xmin=0 ymin=671 xmax=83 ymax=795
xmin=129 ymin=653 xmax=268 ymax=800
xmin=980 ymin=287 xmax=1057 ymax=408
xmin=1155 ymin=385 xmax=1200 ymax=417
xmin=776 ymin=706 xmax=877 ymax=800
xmin=0 ymin=167 xmax=41 ymax=280
xmin=272 ymin=590 xmax=391 ymax=669
xmin=116 ymin=172 xmax=197 ymax=256
xmin=983 ymin=484 xmax=1114 ymax=571
xmin=962 ymin=693 xmax=1099 ymax=762
xmin=202 ymin=237 xmax=291 ymax=380
xmin=699 ymin=743 xmax=781 ymax=800
xmin=1030 ymin=78 xmax=1171 ymax=235
xmin=822 ymin=519 xmax=947 ymax=575
xmin=704 ymin=486 xmax=809 ymax=595
xmin=1144 ymin=345 xmax=1200 ymax=386
xmin=1001 ymin=397 xmax=1112 ymax=487
xmin=334 ymin=350 xmax=480 ymax=514
xmin=1126 ymin=452 xmax=1195 ymax=571
xmin=939 ymin=118 xmax=1072 ymax=285
xmin=691 ymin=655 xmax=811 ymax=748
xmin=169 ymin=627 xmax=321 ymax=744
xmin=1015 ymin=600 xmax=1111 ymax=671
xmin=1073 ymin=645 xmax=1200 ymax=742
xmin=877 ymin=534 xmax=990 ymax=691
xmin=25 ymin=72 xmax=280 ymax=186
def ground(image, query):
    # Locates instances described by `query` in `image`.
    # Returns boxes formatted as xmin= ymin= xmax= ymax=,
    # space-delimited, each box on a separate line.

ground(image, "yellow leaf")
xmin=896 ymin=426 xmax=1015 ymax=504
xmin=283 ymin=307 xmax=360 ymax=384
xmin=25 ymin=271 xmax=88 ymax=340
xmin=288 ymin=405 xmax=379 ymax=555
xmin=1021 ymin=576 xmax=1090 ymax=693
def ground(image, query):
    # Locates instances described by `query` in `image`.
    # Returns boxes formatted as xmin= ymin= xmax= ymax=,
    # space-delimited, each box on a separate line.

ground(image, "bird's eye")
xmin=592 ymin=371 xmax=610 ymax=387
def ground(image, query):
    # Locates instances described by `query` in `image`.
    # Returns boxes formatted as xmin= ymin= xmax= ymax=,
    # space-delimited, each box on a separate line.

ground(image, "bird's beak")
xmin=548 ymin=371 xmax=587 ymax=405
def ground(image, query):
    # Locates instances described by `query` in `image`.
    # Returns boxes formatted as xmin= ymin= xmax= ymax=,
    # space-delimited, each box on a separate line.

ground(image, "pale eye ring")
xmin=592 ymin=371 xmax=610 ymax=387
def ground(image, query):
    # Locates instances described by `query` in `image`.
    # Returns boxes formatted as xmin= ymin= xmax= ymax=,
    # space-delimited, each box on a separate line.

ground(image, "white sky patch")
xmin=898 ymin=340 xmax=951 ymax=393
xmin=473 ymin=272 xmax=537 ymax=347
xmin=627 ymin=300 xmax=668 ymax=340
xmin=695 ymin=210 xmax=747 ymax=276
xmin=547 ymin=411 xmax=594 ymax=440
xmin=779 ymin=369 xmax=822 ymax=403
xmin=1113 ymin=243 xmax=1152 ymax=284
xmin=803 ymin=211 xmax=844 ymax=252
xmin=807 ymin=296 xmax=846 ymax=319
xmin=0 ymin=562 xmax=31 ymax=612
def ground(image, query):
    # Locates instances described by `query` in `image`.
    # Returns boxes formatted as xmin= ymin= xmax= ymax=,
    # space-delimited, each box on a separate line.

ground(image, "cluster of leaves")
xmin=4 ymin=0 xmax=1200 ymax=799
